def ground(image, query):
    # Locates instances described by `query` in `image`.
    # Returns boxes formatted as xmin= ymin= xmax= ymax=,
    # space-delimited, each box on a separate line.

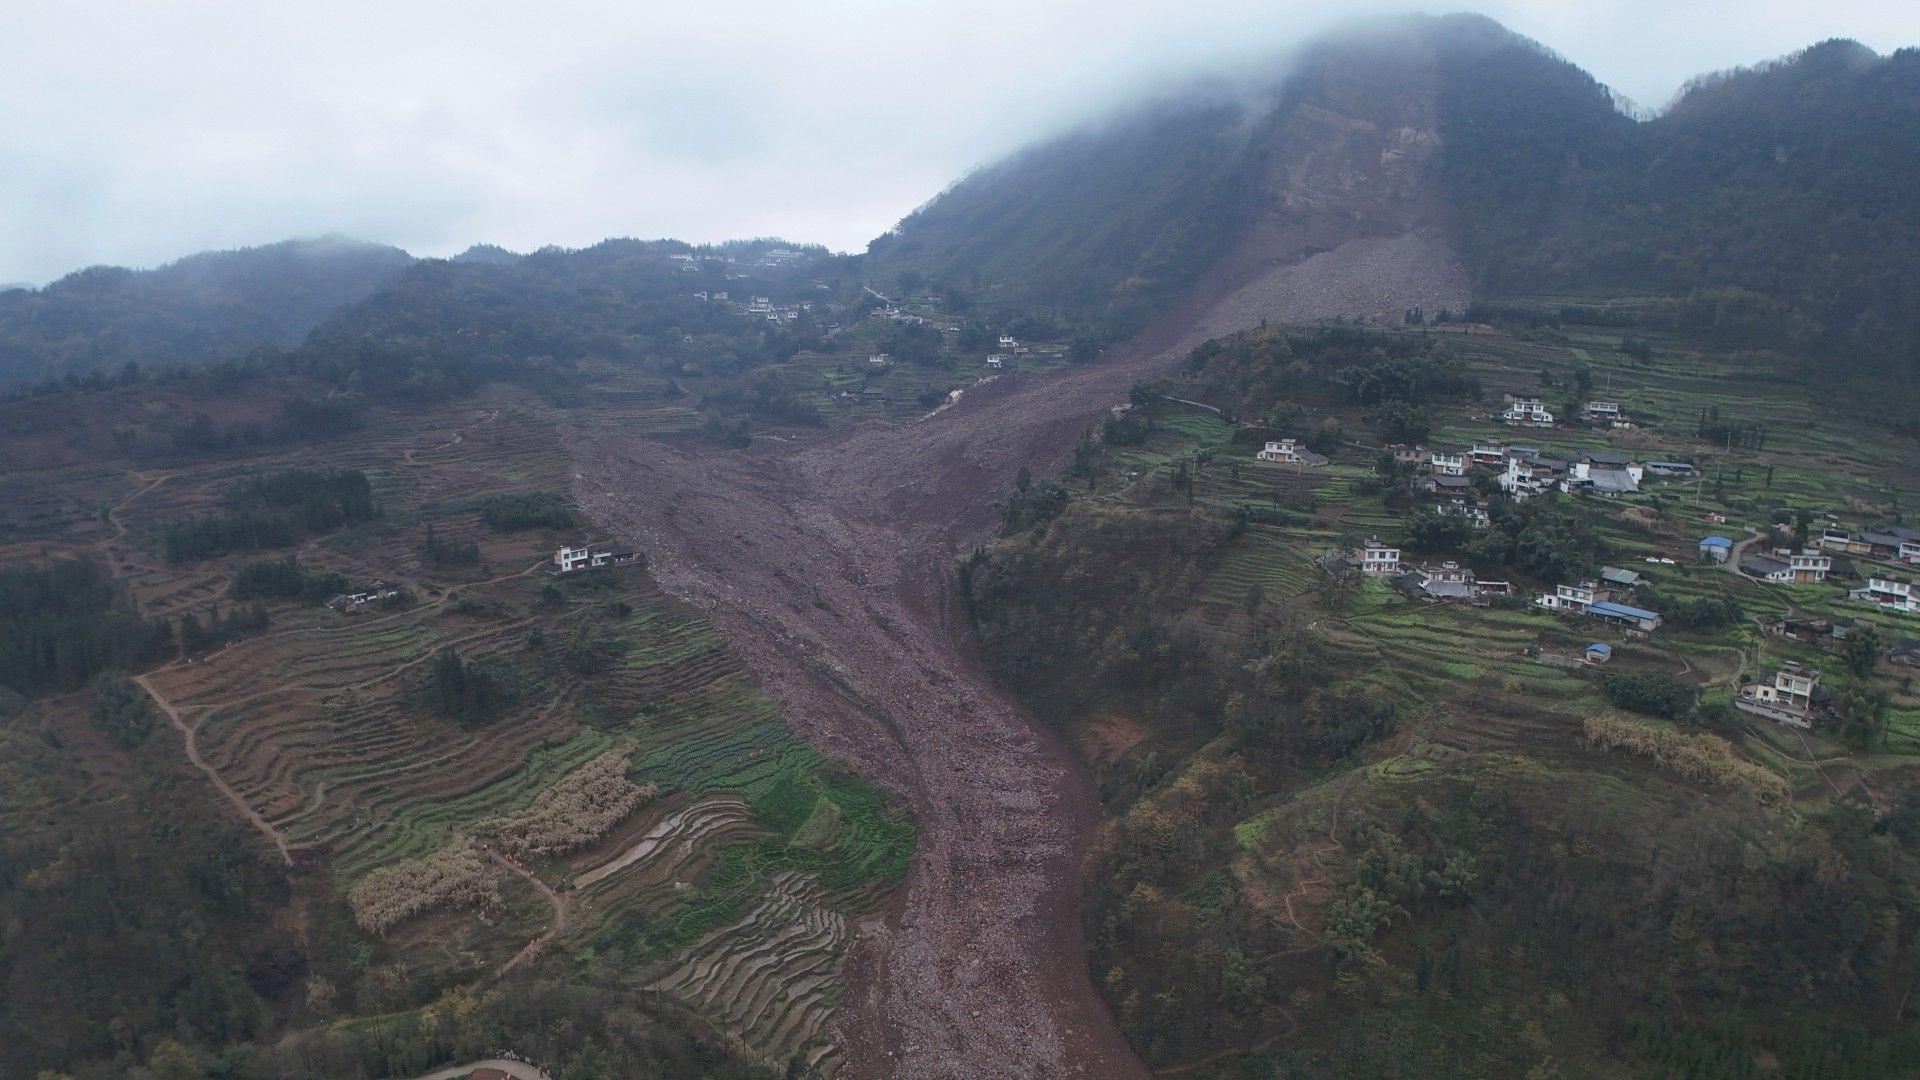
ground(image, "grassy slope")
xmin=967 ymin=320 xmax=1920 ymax=1076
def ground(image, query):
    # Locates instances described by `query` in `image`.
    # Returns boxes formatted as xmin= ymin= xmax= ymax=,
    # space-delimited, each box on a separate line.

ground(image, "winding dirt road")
xmin=134 ymin=672 xmax=295 ymax=865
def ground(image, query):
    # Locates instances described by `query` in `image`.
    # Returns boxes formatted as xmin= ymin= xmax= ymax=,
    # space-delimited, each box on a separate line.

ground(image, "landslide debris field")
xmin=569 ymin=300 xmax=1269 ymax=1077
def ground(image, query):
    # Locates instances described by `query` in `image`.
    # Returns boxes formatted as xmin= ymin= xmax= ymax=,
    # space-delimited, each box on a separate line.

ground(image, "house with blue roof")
xmin=1699 ymin=535 xmax=1733 ymax=561
xmin=1587 ymin=600 xmax=1663 ymax=634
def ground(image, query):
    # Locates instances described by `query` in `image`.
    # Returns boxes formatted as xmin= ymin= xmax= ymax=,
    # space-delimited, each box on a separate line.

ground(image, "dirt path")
xmin=133 ymin=672 xmax=295 ymax=865
xmin=485 ymin=847 xmax=568 ymax=978
xmin=395 ymin=1058 xmax=551 ymax=1080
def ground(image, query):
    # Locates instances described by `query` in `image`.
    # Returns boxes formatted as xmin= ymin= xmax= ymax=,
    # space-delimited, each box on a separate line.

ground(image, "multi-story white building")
xmin=1359 ymin=537 xmax=1401 ymax=576
xmin=1501 ymin=393 xmax=1555 ymax=427
xmin=1534 ymin=580 xmax=1597 ymax=613
xmin=1851 ymin=577 xmax=1920 ymax=613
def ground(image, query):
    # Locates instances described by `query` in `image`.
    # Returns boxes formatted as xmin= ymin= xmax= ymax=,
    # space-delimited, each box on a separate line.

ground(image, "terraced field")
xmin=2 ymin=385 xmax=911 ymax=1077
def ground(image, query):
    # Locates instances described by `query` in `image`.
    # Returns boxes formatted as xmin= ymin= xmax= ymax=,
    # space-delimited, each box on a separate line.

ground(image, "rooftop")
xmin=1588 ymin=600 xmax=1660 ymax=622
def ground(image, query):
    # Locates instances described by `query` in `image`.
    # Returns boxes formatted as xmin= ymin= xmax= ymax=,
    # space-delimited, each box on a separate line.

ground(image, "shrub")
xmin=1602 ymin=671 xmax=1697 ymax=718
xmin=346 ymin=838 xmax=504 ymax=936
xmin=479 ymin=491 xmax=574 ymax=532
xmin=477 ymin=750 xmax=657 ymax=860
xmin=1583 ymin=716 xmax=1786 ymax=802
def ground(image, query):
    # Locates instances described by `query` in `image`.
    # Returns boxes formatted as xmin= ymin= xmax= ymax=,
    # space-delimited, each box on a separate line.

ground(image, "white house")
xmin=554 ymin=544 xmax=638 ymax=574
xmin=1790 ymin=550 xmax=1832 ymax=583
xmin=1851 ymin=577 xmax=1920 ymax=613
xmin=1258 ymin=438 xmax=1328 ymax=466
xmin=1902 ymin=539 xmax=1920 ymax=566
xmin=998 ymin=334 xmax=1019 ymax=349
xmin=1501 ymin=393 xmax=1555 ymax=427
xmin=1534 ymin=580 xmax=1598 ymax=613
xmin=985 ymin=354 xmax=1006 ymax=369
xmin=1429 ymin=450 xmax=1466 ymax=476
xmin=1738 ymin=663 xmax=1820 ymax=728
xmin=1359 ymin=537 xmax=1401 ymax=576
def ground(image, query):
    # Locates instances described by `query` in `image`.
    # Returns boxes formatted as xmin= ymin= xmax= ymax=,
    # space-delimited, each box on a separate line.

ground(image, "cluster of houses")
xmin=1328 ymin=537 xmax=1511 ymax=605
xmin=327 ymin=580 xmax=405 ymax=613
xmin=745 ymin=296 xmax=812 ymax=323
xmin=1397 ymin=438 xmax=1685 ymax=503
xmin=551 ymin=543 xmax=639 ymax=574
xmin=1820 ymin=522 xmax=1920 ymax=566
xmin=1532 ymin=569 xmax=1663 ymax=634
xmin=1699 ymin=520 xmax=1920 ymax=615
xmin=1496 ymin=391 xmax=1634 ymax=430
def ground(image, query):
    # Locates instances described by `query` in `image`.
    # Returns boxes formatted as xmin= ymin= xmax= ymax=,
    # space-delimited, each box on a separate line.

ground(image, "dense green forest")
xmin=1436 ymin=28 xmax=1920 ymax=369
xmin=160 ymin=468 xmax=378 ymax=562
xmin=0 ymin=237 xmax=412 ymax=384
xmin=0 ymin=559 xmax=173 ymax=695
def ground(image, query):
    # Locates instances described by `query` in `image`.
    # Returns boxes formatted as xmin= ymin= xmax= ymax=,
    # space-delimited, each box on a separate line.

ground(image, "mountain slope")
xmin=871 ymin=15 xmax=1920 ymax=370
xmin=0 ymin=236 xmax=413 ymax=384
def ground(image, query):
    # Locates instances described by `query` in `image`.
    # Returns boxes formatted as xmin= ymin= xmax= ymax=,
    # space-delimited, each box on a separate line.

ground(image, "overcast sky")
xmin=3 ymin=1 xmax=1914 ymax=284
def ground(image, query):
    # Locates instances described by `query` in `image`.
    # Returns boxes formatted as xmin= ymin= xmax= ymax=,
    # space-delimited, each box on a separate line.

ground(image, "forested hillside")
xmin=0 ymin=237 xmax=413 ymax=384
xmin=1440 ymin=35 xmax=1920 ymax=369
xmin=870 ymin=14 xmax=1920 ymax=375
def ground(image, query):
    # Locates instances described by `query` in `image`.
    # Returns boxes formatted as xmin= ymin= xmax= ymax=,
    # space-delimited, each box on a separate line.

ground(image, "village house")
xmin=1469 ymin=439 xmax=1507 ymax=467
xmin=1499 ymin=451 xmax=1565 ymax=497
xmin=1599 ymin=566 xmax=1643 ymax=589
xmin=1586 ymin=600 xmax=1663 ymax=635
xmin=327 ymin=580 xmax=404 ymax=612
xmin=1850 ymin=576 xmax=1920 ymax=614
xmin=868 ymin=353 xmax=891 ymax=367
xmin=1404 ymin=561 xmax=1505 ymax=603
xmin=1763 ymin=616 xmax=1851 ymax=646
xmin=1500 ymin=392 xmax=1555 ymax=427
xmin=1737 ymin=662 xmax=1822 ymax=728
xmin=1790 ymin=549 xmax=1832 ymax=582
xmin=1535 ymin=580 xmax=1598 ymax=614
xmin=1741 ymin=553 xmax=1794 ymax=583
xmin=1643 ymin=461 xmax=1696 ymax=479
xmin=1257 ymin=437 xmax=1329 ymax=466
xmin=1582 ymin=401 xmax=1630 ymax=427
xmin=553 ymin=544 xmax=638 ymax=574
xmin=1565 ymin=452 xmax=1642 ymax=496
xmin=1822 ymin=523 xmax=1920 ymax=563
xmin=984 ymin=354 xmax=1006 ymax=369
xmin=1584 ymin=643 xmax=1614 ymax=664
xmin=1387 ymin=444 xmax=1430 ymax=467
xmin=998 ymin=334 xmax=1019 ymax=349
xmin=1428 ymin=449 xmax=1466 ymax=476
xmin=1699 ymin=535 xmax=1733 ymax=561
xmin=1359 ymin=537 xmax=1401 ymax=576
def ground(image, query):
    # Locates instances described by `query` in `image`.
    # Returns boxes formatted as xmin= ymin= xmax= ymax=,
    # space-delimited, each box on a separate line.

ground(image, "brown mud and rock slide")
xmin=569 ymin=42 xmax=1471 ymax=1076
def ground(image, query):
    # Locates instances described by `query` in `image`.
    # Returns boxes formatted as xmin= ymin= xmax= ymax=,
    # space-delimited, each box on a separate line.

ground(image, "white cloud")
xmin=1 ymin=1 xmax=1913 ymax=282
